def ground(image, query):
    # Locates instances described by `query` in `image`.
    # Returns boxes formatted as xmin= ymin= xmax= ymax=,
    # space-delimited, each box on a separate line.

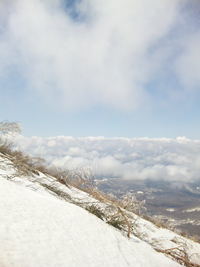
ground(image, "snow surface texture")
xmin=0 ymin=178 xmax=181 ymax=267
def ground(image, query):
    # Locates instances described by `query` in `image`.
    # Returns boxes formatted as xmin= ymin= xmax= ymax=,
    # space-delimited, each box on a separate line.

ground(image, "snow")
xmin=1 ymin=153 xmax=200 ymax=266
xmin=183 ymin=207 xmax=200 ymax=213
xmin=129 ymin=212 xmax=200 ymax=265
xmin=0 ymin=178 xmax=181 ymax=267
xmin=166 ymin=208 xmax=175 ymax=212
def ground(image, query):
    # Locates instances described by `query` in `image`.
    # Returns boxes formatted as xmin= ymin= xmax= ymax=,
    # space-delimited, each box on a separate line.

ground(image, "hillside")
xmin=0 ymin=152 xmax=199 ymax=267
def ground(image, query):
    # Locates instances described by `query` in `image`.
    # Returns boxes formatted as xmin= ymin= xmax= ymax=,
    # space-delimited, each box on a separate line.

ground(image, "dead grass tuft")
xmin=86 ymin=205 xmax=105 ymax=220
xmin=156 ymin=246 xmax=200 ymax=267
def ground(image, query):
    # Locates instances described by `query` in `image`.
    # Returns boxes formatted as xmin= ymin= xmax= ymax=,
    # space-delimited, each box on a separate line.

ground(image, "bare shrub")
xmin=86 ymin=205 xmax=105 ymax=220
xmin=66 ymin=167 xmax=95 ymax=189
xmin=119 ymin=193 xmax=146 ymax=215
xmin=70 ymin=174 xmax=141 ymax=238
xmin=64 ymin=171 xmax=136 ymax=238
xmin=104 ymin=205 xmax=133 ymax=237
xmin=156 ymin=246 xmax=200 ymax=267
xmin=106 ymin=216 xmax=125 ymax=230
xmin=46 ymin=167 xmax=71 ymax=186
xmin=0 ymin=139 xmax=13 ymax=155
xmin=0 ymin=121 xmax=21 ymax=135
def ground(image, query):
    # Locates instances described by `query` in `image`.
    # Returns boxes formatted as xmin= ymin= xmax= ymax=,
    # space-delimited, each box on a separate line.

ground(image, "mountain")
xmin=0 ymin=152 xmax=199 ymax=267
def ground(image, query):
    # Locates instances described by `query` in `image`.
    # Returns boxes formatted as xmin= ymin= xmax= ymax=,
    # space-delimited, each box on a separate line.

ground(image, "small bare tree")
xmin=0 ymin=121 xmax=21 ymax=155
xmin=0 ymin=121 xmax=21 ymax=135
xmin=120 ymin=193 xmax=146 ymax=215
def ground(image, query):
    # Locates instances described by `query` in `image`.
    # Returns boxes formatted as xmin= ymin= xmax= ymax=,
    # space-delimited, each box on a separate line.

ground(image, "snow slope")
xmin=0 ymin=153 xmax=200 ymax=266
xmin=0 ymin=178 xmax=181 ymax=267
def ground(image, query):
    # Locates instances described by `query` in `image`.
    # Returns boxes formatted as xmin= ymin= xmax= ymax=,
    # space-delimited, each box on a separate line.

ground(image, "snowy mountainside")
xmin=0 ymin=153 xmax=199 ymax=267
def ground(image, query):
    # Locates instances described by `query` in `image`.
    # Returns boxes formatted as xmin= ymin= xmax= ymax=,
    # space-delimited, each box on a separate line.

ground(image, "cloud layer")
xmin=1 ymin=0 xmax=199 ymax=111
xmin=12 ymin=135 xmax=200 ymax=182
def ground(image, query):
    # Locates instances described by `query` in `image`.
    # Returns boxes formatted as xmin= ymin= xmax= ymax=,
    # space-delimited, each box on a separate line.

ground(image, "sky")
xmin=0 ymin=0 xmax=200 ymax=138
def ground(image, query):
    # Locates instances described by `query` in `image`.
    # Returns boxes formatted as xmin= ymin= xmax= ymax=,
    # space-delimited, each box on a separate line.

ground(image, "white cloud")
xmin=0 ymin=0 xmax=187 ymax=111
xmin=11 ymin=135 xmax=200 ymax=182
xmin=175 ymin=32 xmax=200 ymax=91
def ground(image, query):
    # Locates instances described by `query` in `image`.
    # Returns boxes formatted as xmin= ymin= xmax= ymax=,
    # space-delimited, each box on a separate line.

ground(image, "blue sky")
xmin=0 ymin=0 xmax=200 ymax=138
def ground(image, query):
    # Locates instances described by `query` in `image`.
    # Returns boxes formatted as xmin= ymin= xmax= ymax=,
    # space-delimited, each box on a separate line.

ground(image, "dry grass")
xmin=156 ymin=246 xmax=200 ymax=267
xmin=106 ymin=216 xmax=126 ymax=230
xmin=0 ymin=138 xmax=73 ymax=185
xmin=86 ymin=205 xmax=105 ymax=220
xmin=39 ymin=182 xmax=72 ymax=201
xmin=78 ymin=186 xmax=136 ymax=237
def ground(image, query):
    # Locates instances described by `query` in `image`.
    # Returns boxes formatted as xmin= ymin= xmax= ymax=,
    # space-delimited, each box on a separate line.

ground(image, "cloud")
xmin=11 ymin=135 xmax=200 ymax=182
xmin=175 ymin=32 xmax=200 ymax=91
xmin=0 ymin=0 xmax=191 ymax=111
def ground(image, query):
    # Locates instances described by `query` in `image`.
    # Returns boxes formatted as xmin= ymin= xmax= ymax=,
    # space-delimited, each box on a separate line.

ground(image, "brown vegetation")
xmin=156 ymin=246 xmax=200 ymax=267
